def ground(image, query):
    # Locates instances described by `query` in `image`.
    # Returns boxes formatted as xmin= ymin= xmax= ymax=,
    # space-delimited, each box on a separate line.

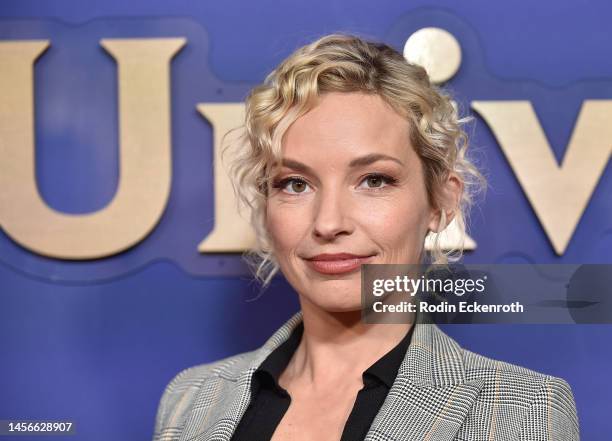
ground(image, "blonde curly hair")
xmin=221 ymin=32 xmax=486 ymax=289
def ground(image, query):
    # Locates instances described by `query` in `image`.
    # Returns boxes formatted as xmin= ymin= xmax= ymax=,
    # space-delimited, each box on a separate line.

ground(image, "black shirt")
xmin=230 ymin=320 xmax=414 ymax=441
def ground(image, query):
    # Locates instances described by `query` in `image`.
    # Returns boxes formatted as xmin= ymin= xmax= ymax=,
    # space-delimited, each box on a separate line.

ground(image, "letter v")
xmin=472 ymin=100 xmax=612 ymax=255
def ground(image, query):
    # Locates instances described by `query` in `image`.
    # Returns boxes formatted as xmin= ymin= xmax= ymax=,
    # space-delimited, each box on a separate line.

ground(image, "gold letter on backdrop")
xmin=196 ymin=103 xmax=257 ymax=253
xmin=0 ymin=38 xmax=185 ymax=259
xmin=472 ymin=100 xmax=612 ymax=254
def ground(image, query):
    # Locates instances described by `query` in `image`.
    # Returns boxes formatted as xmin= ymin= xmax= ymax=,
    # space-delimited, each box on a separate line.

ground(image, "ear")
xmin=428 ymin=172 xmax=463 ymax=233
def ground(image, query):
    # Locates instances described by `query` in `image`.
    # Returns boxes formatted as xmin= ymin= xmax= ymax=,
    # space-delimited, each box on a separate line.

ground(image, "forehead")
xmin=281 ymin=92 xmax=414 ymax=162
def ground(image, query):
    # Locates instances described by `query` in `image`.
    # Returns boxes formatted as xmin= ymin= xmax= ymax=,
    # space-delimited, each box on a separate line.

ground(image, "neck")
xmin=280 ymin=296 xmax=414 ymax=391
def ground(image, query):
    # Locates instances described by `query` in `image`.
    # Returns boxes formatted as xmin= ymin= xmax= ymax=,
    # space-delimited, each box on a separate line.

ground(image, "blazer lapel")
xmin=180 ymin=310 xmax=484 ymax=441
xmin=364 ymin=314 xmax=485 ymax=441
xmin=178 ymin=312 xmax=303 ymax=441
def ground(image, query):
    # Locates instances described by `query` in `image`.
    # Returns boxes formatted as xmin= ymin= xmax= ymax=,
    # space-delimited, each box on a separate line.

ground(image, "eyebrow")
xmin=280 ymin=153 xmax=404 ymax=174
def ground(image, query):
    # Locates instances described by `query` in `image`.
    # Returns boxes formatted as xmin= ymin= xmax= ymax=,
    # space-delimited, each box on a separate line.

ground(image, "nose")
xmin=312 ymin=186 xmax=353 ymax=240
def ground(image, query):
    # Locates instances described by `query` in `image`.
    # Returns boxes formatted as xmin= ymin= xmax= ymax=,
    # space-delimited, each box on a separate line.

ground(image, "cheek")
xmin=265 ymin=202 xmax=308 ymax=253
xmin=360 ymin=191 xmax=430 ymax=245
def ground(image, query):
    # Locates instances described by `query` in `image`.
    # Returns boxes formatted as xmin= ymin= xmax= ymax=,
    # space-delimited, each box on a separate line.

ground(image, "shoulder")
xmin=462 ymin=345 xmax=575 ymax=403
xmin=152 ymin=349 xmax=258 ymax=440
xmin=457 ymin=345 xmax=579 ymax=440
xmin=165 ymin=348 xmax=258 ymax=387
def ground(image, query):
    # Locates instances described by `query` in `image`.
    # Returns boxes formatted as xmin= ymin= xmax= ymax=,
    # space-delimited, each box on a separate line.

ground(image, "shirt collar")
xmin=256 ymin=319 xmax=304 ymax=385
xmin=362 ymin=321 xmax=414 ymax=388
xmin=255 ymin=319 xmax=414 ymax=390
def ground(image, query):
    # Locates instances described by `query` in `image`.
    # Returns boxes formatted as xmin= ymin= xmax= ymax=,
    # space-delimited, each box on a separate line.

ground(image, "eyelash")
xmin=271 ymin=173 xmax=399 ymax=195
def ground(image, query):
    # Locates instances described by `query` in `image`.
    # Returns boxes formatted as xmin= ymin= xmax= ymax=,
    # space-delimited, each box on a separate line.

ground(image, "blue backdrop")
xmin=0 ymin=1 xmax=610 ymax=440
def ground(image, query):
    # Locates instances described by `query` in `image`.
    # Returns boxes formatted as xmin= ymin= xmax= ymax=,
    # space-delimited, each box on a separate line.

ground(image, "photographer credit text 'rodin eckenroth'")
xmin=362 ymin=263 xmax=612 ymax=324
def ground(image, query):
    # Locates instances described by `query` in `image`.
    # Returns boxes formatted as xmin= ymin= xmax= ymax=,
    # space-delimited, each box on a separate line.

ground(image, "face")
xmin=265 ymin=91 xmax=443 ymax=313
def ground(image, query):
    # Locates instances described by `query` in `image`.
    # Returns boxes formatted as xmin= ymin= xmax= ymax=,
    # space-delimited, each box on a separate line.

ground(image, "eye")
xmin=272 ymin=177 xmax=312 ymax=195
xmin=359 ymin=173 xmax=398 ymax=190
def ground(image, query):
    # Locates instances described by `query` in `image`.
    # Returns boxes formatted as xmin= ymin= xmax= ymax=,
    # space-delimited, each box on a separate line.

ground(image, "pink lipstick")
xmin=304 ymin=253 xmax=375 ymax=275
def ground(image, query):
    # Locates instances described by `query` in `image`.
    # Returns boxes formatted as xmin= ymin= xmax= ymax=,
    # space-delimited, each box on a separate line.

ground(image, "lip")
xmin=304 ymin=253 xmax=376 ymax=275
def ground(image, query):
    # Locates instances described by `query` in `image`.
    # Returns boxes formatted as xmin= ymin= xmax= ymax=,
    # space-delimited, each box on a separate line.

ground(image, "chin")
xmin=313 ymin=301 xmax=363 ymax=314
xmin=305 ymin=289 xmax=363 ymax=313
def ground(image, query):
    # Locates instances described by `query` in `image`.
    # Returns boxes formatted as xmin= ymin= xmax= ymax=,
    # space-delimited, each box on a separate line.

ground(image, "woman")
xmin=153 ymin=34 xmax=579 ymax=441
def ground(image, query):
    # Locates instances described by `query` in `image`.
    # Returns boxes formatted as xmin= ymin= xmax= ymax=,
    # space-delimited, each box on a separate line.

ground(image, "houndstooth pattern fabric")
xmin=153 ymin=310 xmax=580 ymax=441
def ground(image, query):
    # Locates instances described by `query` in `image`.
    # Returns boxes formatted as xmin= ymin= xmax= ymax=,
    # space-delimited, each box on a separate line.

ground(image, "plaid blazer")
xmin=153 ymin=310 xmax=580 ymax=441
